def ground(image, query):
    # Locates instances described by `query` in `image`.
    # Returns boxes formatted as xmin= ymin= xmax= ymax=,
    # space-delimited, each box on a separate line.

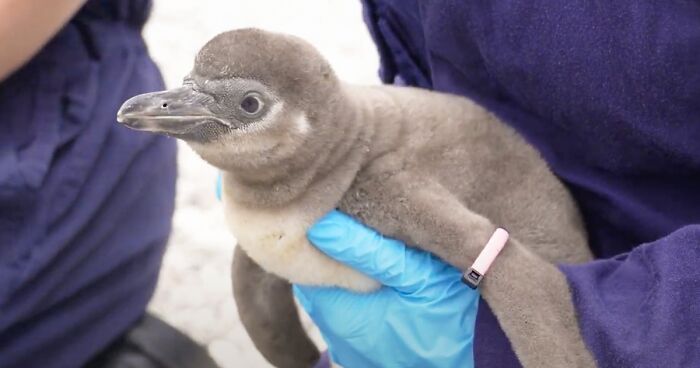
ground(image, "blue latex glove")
xmin=294 ymin=210 xmax=479 ymax=368
xmin=215 ymin=172 xmax=223 ymax=201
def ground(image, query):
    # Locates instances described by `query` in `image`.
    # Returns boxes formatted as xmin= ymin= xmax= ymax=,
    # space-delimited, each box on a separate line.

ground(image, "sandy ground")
xmin=142 ymin=2 xmax=380 ymax=367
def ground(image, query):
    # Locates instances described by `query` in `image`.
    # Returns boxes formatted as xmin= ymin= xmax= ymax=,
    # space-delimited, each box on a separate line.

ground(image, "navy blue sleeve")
xmin=561 ymin=226 xmax=700 ymax=367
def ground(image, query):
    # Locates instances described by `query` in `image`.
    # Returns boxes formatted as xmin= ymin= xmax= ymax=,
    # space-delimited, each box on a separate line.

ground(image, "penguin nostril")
xmin=161 ymin=103 xmax=168 ymax=108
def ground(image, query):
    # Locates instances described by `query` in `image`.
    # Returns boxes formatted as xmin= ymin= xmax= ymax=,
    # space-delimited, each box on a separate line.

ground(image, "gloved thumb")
xmin=307 ymin=210 xmax=454 ymax=295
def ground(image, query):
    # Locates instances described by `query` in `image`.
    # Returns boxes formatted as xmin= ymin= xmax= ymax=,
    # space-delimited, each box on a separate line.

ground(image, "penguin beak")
xmin=117 ymin=86 xmax=230 ymax=134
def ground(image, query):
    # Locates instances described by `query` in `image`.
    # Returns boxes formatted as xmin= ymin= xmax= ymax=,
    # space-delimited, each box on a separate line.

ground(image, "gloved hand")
xmin=293 ymin=210 xmax=479 ymax=368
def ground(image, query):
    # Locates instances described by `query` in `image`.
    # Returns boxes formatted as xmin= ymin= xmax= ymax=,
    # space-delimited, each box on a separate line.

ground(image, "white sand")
xmin=142 ymin=2 xmax=380 ymax=367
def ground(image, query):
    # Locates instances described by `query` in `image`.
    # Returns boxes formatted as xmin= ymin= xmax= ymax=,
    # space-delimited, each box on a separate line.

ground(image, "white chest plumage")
xmin=222 ymin=193 xmax=378 ymax=292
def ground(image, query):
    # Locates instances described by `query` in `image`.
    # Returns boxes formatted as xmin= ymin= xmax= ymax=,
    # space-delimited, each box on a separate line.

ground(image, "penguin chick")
xmin=118 ymin=29 xmax=595 ymax=368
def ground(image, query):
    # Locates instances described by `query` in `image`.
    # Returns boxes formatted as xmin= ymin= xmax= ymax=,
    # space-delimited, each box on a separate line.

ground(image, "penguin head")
xmin=117 ymin=28 xmax=342 ymax=171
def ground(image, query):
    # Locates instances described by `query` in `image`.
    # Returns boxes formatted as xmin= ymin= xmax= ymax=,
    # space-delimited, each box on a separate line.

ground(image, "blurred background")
xmin=142 ymin=1 xmax=380 ymax=367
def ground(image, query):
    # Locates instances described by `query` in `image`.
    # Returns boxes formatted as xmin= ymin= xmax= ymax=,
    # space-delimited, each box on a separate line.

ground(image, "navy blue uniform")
xmin=0 ymin=1 xmax=176 ymax=366
xmin=362 ymin=1 xmax=700 ymax=367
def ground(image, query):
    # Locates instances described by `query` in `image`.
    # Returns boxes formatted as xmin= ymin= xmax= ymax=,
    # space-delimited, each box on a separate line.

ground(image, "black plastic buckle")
xmin=462 ymin=268 xmax=483 ymax=289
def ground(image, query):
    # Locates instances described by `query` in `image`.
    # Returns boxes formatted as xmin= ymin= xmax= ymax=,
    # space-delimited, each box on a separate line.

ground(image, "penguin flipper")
xmin=340 ymin=171 xmax=595 ymax=368
xmin=232 ymin=246 xmax=320 ymax=368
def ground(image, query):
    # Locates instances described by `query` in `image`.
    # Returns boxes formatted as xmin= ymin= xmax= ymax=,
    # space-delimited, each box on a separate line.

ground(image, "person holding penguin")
xmin=296 ymin=1 xmax=700 ymax=368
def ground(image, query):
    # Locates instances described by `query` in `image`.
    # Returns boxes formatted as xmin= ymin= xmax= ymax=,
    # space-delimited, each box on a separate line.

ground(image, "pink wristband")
xmin=462 ymin=228 xmax=509 ymax=289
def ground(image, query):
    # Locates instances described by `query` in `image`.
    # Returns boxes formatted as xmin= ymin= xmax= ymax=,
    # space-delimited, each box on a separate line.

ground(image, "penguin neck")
xmin=221 ymin=83 xmax=401 ymax=210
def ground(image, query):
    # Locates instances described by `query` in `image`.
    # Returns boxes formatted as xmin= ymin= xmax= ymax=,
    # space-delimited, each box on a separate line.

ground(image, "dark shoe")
xmin=85 ymin=313 xmax=220 ymax=368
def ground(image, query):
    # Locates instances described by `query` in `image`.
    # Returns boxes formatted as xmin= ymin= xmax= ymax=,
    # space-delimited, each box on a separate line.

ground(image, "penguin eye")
xmin=239 ymin=93 xmax=263 ymax=116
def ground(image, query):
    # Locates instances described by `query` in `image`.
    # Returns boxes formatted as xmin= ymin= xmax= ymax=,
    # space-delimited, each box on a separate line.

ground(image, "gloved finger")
xmin=293 ymin=284 xmax=384 ymax=339
xmin=293 ymin=284 xmax=345 ymax=314
xmin=307 ymin=210 xmax=453 ymax=294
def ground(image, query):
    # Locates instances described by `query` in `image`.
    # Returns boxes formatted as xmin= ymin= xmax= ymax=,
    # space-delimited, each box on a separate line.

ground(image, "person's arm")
xmin=0 ymin=0 xmax=86 ymax=81
xmin=300 ymin=209 xmax=700 ymax=367
xmin=558 ymin=225 xmax=700 ymax=367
